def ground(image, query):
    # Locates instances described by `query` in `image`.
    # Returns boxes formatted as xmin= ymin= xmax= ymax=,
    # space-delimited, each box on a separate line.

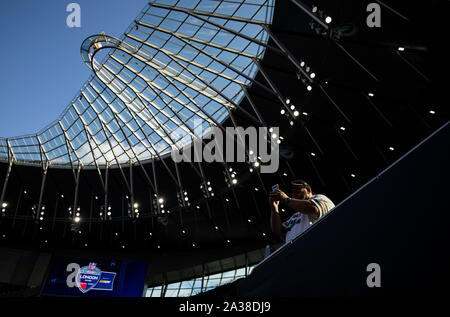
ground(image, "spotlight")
xmin=271 ymin=133 xmax=277 ymax=139
xmin=158 ymin=197 xmax=164 ymax=204
xmin=253 ymin=161 xmax=260 ymax=167
xmin=307 ymin=85 xmax=312 ymax=91
xmin=429 ymin=110 xmax=435 ymax=115
xmin=280 ymin=109 xmax=286 ymax=115
xmin=311 ymin=152 xmax=316 ymax=157
xmin=340 ymin=126 xmax=346 ymax=131
xmin=232 ymin=179 xmax=238 ymax=185
xmin=351 ymin=174 xmax=356 ymax=178
xmin=133 ymin=203 xmax=139 ymax=208
xmin=293 ymin=110 xmax=300 ymax=117
xmin=302 ymin=112 xmax=308 ymax=116
xmin=312 ymin=6 xmax=318 ymax=13
xmin=286 ymin=98 xmax=290 ymax=104
xmin=398 ymin=47 xmax=405 ymax=51
xmin=325 ymin=16 xmax=332 ymax=24
xmin=290 ymin=105 xmax=295 ymax=110
xmin=310 ymin=73 xmax=316 ymax=79
xmin=74 ymin=217 xmax=81 ymax=223
xmin=300 ymin=61 xmax=305 ymax=67
xmin=368 ymin=93 xmax=374 ymax=97
xmin=1 ymin=202 xmax=7 ymax=208
xmin=389 ymin=147 xmax=395 ymax=151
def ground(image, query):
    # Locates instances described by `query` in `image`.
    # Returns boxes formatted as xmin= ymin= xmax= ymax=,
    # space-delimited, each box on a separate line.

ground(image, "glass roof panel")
xmin=0 ymin=0 xmax=275 ymax=167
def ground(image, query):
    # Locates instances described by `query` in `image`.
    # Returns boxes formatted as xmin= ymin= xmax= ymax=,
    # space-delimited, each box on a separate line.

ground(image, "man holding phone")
xmin=269 ymin=180 xmax=335 ymax=243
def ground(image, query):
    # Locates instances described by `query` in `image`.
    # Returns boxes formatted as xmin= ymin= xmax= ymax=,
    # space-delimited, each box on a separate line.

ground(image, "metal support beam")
xmin=36 ymin=163 xmax=49 ymax=221
xmin=0 ymin=160 xmax=13 ymax=209
xmin=289 ymin=0 xmax=329 ymax=30
xmin=261 ymin=24 xmax=313 ymax=83
xmin=253 ymin=59 xmax=296 ymax=117
xmin=73 ymin=165 xmax=81 ymax=218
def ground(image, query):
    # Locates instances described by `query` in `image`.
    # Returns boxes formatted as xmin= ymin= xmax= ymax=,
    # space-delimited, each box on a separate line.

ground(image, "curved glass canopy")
xmin=0 ymin=0 xmax=275 ymax=168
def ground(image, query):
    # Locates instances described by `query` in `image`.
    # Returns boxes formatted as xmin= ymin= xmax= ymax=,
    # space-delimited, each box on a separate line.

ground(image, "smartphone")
xmin=271 ymin=184 xmax=279 ymax=192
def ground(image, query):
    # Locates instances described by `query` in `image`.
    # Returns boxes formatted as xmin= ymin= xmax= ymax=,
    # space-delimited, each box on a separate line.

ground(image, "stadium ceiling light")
xmin=280 ymin=109 xmax=286 ymax=115
xmin=307 ymin=85 xmax=313 ymax=91
xmin=1 ymin=203 xmax=7 ymax=208
xmin=325 ymin=16 xmax=332 ymax=24
xmin=290 ymin=105 xmax=295 ymax=110
xmin=310 ymin=73 xmax=316 ymax=78
xmin=74 ymin=217 xmax=81 ymax=223
xmin=286 ymin=98 xmax=290 ymax=104
xmin=293 ymin=110 xmax=300 ymax=117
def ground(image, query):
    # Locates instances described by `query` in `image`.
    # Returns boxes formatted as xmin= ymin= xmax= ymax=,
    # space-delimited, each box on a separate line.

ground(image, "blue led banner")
xmin=41 ymin=257 xmax=148 ymax=297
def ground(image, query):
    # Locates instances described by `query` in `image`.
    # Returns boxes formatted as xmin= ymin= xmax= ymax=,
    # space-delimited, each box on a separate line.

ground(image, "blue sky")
xmin=0 ymin=0 xmax=147 ymax=137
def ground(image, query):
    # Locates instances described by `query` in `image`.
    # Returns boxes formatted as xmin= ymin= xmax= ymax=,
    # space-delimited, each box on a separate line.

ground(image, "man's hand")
xmin=269 ymin=189 xmax=289 ymax=202
xmin=269 ymin=197 xmax=280 ymax=211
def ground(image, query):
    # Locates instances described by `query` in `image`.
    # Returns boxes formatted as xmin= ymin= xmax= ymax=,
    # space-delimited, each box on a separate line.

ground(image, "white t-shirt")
xmin=282 ymin=194 xmax=335 ymax=243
